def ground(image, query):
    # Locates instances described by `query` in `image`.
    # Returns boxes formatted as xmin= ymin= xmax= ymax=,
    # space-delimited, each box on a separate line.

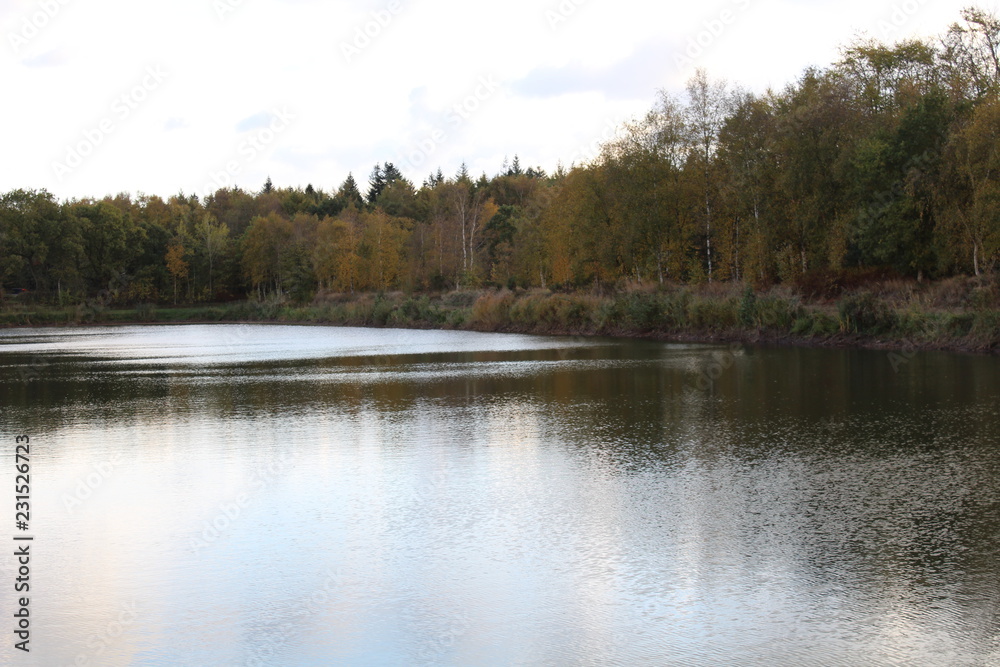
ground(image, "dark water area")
xmin=0 ymin=324 xmax=997 ymax=665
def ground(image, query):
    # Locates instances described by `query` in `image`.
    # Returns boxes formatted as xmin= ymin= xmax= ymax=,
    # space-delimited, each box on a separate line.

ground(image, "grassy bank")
xmin=2 ymin=280 xmax=999 ymax=353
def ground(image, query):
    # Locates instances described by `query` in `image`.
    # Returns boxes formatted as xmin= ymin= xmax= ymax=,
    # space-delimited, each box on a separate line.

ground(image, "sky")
xmin=0 ymin=0 xmax=985 ymax=201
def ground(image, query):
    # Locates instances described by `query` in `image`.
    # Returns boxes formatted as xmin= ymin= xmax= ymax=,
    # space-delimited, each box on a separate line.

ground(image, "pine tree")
xmin=382 ymin=162 xmax=403 ymax=184
xmin=511 ymin=155 xmax=523 ymax=176
xmin=367 ymin=164 xmax=385 ymax=205
xmin=337 ymin=173 xmax=365 ymax=210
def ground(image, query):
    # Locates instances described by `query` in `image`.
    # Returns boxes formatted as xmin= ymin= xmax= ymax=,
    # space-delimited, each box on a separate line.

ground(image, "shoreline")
xmin=1 ymin=299 xmax=996 ymax=356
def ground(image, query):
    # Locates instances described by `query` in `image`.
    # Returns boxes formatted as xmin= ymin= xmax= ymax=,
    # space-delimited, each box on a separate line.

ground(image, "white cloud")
xmin=0 ymin=0 xmax=976 ymax=199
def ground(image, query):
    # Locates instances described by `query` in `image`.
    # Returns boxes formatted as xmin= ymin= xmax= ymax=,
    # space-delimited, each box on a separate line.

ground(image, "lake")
xmin=0 ymin=324 xmax=998 ymax=666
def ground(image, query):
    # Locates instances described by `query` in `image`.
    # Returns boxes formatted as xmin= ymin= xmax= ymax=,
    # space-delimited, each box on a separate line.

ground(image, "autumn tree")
xmin=335 ymin=173 xmax=366 ymax=212
xmin=195 ymin=214 xmax=230 ymax=299
xmin=717 ymin=90 xmax=777 ymax=283
xmin=359 ymin=209 xmax=408 ymax=291
xmin=938 ymin=96 xmax=1000 ymax=275
xmin=941 ymin=7 xmax=1000 ymax=100
xmin=685 ymin=69 xmax=728 ymax=281
xmin=241 ymin=212 xmax=293 ymax=298
xmin=165 ymin=243 xmax=188 ymax=304
xmin=0 ymin=189 xmax=75 ymax=294
xmin=70 ymin=199 xmax=145 ymax=294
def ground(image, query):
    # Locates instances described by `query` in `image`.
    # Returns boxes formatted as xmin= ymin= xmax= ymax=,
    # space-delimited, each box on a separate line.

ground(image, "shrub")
xmin=738 ymin=286 xmax=757 ymax=327
xmin=971 ymin=310 xmax=1000 ymax=346
xmin=809 ymin=313 xmax=840 ymax=336
xmin=555 ymin=295 xmax=598 ymax=329
xmin=442 ymin=291 xmax=478 ymax=308
xmin=660 ymin=290 xmax=692 ymax=329
xmin=371 ymin=296 xmax=394 ymax=325
xmin=614 ymin=292 xmax=662 ymax=330
xmin=838 ymin=291 xmax=897 ymax=335
xmin=135 ymin=303 xmax=157 ymax=321
xmin=944 ymin=313 xmax=974 ymax=337
xmin=470 ymin=291 xmax=514 ymax=329
xmin=687 ymin=297 xmax=738 ymax=330
xmin=445 ymin=309 xmax=468 ymax=328
xmin=791 ymin=316 xmax=813 ymax=335
xmin=755 ymin=294 xmax=800 ymax=331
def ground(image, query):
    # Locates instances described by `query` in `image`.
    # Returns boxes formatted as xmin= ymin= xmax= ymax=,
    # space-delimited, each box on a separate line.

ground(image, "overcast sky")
xmin=0 ymin=0 xmax=983 ymax=200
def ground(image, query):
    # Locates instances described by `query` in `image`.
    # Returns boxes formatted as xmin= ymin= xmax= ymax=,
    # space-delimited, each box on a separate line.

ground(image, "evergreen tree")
xmin=367 ymin=164 xmax=386 ymax=205
xmin=510 ymin=155 xmax=523 ymax=176
xmin=337 ymin=173 xmax=365 ymax=210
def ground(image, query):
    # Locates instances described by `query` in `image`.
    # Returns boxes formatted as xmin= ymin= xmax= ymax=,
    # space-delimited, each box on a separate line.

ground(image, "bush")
xmin=555 ymin=295 xmax=598 ymax=329
xmin=838 ymin=291 xmax=897 ymax=335
xmin=945 ymin=313 xmax=974 ymax=337
xmin=971 ymin=310 xmax=1000 ymax=346
xmin=614 ymin=292 xmax=663 ymax=330
xmin=755 ymin=295 xmax=800 ymax=331
xmin=135 ymin=303 xmax=157 ymax=321
xmin=791 ymin=316 xmax=812 ymax=335
xmin=371 ymin=296 xmax=394 ymax=325
xmin=809 ymin=313 xmax=840 ymax=336
xmin=687 ymin=297 xmax=738 ymax=330
xmin=442 ymin=291 xmax=478 ymax=308
xmin=445 ymin=309 xmax=468 ymax=328
xmin=738 ymin=286 xmax=757 ymax=327
xmin=470 ymin=291 xmax=514 ymax=329
xmin=660 ymin=290 xmax=692 ymax=328
xmin=791 ymin=311 xmax=840 ymax=337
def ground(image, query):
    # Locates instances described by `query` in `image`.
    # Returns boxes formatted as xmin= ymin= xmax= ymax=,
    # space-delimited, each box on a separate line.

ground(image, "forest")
xmin=3 ymin=8 xmax=1000 ymax=308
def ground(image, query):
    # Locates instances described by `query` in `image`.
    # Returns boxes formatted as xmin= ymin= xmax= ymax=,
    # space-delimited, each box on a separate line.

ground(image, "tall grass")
xmin=2 ymin=283 xmax=997 ymax=352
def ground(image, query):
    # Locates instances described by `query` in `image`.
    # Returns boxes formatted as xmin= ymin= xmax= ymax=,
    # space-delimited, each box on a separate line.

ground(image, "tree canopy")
xmin=3 ymin=8 xmax=1000 ymax=304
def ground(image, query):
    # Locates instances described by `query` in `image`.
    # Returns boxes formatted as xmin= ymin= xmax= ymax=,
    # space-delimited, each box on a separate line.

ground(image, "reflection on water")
xmin=0 ymin=324 xmax=998 ymax=666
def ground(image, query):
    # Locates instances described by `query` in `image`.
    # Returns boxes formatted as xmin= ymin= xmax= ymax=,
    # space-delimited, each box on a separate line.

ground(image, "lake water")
xmin=0 ymin=324 xmax=998 ymax=666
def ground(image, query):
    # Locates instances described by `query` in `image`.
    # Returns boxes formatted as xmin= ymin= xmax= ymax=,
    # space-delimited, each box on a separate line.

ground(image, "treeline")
xmin=4 ymin=8 xmax=1000 ymax=306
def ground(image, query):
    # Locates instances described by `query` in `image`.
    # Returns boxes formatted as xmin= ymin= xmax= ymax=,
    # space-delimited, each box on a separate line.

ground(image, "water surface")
xmin=0 ymin=324 xmax=997 ymax=666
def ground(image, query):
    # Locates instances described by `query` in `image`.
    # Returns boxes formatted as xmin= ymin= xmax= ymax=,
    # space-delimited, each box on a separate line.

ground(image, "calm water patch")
xmin=0 ymin=324 xmax=997 ymax=666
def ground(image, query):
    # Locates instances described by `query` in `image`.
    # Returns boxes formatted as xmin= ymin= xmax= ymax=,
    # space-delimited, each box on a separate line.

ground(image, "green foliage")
xmin=754 ymin=294 xmax=802 ymax=330
xmin=738 ymin=286 xmax=757 ymax=327
xmin=6 ymin=8 xmax=1000 ymax=315
xmin=470 ymin=291 xmax=514 ymax=329
xmin=838 ymin=291 xmax=898 ymax=334
xmin=687 ymin=297 xmax=739 ymax=330
xmin=971 ymin=310 xmax=1000 ymax=345
xmin=616 ymin=292 xmax=664 ymax=330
